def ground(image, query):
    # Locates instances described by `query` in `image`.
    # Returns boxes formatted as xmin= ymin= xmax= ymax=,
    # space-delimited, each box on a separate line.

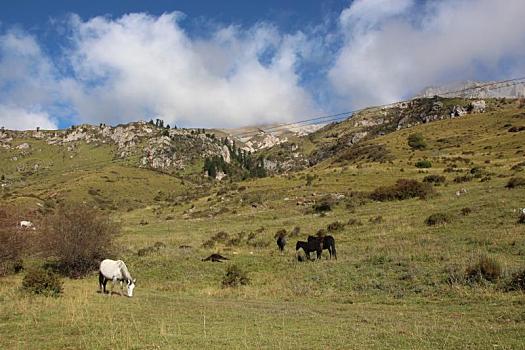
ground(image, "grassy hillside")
xmin=1 ymin=99 xmax=525 ymax=349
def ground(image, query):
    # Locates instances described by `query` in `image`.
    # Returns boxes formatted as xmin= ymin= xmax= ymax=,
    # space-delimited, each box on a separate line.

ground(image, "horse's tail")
xmin=332 ymin=240 xmax=337 ymax=260
xmin=98 ymin=271 xmax=104 ymax=288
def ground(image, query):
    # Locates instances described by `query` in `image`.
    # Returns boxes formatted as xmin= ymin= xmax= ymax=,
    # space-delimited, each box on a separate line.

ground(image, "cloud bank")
xmin=1 ymin=0 xmax=525 ymax=130
xmin=330 ymin=0 xmax=525 ymax=108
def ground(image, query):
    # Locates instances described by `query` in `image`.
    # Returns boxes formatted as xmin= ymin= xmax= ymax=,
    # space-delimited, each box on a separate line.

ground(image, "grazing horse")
xmin=99 ymin=259 xmax=136 ymax=297
xmin=19 ymin=220 xmax=35 ymax=230
xmin=276 ymin=235 xmax=286 ymax=253
xmin=295 ymin=239 xmax=323 ymax=260
xmin=307 ymin=235 xmax=337 ymax=260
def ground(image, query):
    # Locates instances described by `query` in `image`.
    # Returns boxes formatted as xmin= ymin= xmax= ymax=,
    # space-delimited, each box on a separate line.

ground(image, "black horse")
xmin=295 ymin=239 xmax=323 ymax=260
xmin=307 ymin=235 xmax=337 ymax=260
xmin=276 ymin=235 xmax=286 ymax=252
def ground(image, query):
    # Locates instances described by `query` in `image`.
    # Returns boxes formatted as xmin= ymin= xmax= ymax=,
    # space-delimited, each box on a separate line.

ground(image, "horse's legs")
xmin=111 ymin=277 xmax=119 ymax=296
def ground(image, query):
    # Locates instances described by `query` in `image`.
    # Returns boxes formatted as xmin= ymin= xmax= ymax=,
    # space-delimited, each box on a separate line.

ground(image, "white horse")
xmin=19 ymin=220 xmax=35 ymax=230
xmin=99 ymin=259 xmax=136 ymax=297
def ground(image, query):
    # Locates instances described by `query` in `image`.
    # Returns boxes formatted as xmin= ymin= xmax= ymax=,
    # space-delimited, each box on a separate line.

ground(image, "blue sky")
xmin=1 ymin=0 xmax=524 ymax=130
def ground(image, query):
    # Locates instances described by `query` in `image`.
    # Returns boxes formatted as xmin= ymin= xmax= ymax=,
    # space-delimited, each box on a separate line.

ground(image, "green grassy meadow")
xmin=1 ymin=105 xmax=525 ymax=349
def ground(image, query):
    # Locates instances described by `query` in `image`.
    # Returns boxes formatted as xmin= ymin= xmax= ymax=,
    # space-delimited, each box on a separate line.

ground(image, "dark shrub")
xmin=21 ymin=267 xmax=63 ymax=297
xmin=465 ymin=255 xmax=502 ymax=283
xmin=327 ymin=221 xmax=345 ymax=232
xmin=461 ymin=207 xmax=472 ymax=216
xmin=313 ymin=197 xmax=334 ymax=213
xmin=41 ymin=203 xmax=119 ymax=278
xmin=370 ymin=179 xmax=435 ymax=201
xmin=222 ymin=264 xmax=249 ymax=287
xmin=137 ymin=247 xmax=155 ymax=256
xmin=423 ymin=175 xmax=446 ymax=184
xmin=415 ymin=160 xmax=432 ymax=168
xmin=407 ymin=133 xmax=427 ymax=150
xmin=506 ymin=177 xmax=525 ymax=189
xmin=508 ymin=126 xmax=525 ymax=132
xmin=470 ymin=166 xmax=487 ymax=178
xmin=506 ymin=268 xmax=525 ymax=291
xmin=425 ymin=212 xmax=452 ymax=226
xmin=453 ymin=175 xmax=473 ymax=183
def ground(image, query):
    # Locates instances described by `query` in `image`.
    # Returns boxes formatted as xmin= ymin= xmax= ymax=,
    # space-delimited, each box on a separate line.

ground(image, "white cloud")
xmin=63 ymin=13 xmax=319 ymax=127
xmin=0 ymin=31 xmax=61 ymax=130
xmin=2 ymin=2 xmax=525 ymax=129
xmin=329 ymin=0 xmax=525 ymax=108
xmin=0 ymin=105 xmax=57 ymax=130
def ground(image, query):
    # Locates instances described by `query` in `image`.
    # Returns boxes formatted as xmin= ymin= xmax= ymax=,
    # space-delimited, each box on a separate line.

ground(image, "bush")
xmin=327 ymin=221 xmax=345 ymax=232
xmin=370 ymin=179 xmax=435 ymax=201
xmin=40 ymin=203 xmax=119 ymax=278
xmin=506 ymin=268 xmax=525 ymax=291
xmin=313 ymin=196 xmax=334 ymax=213
xmin=415 ymin=160 xmax=432 ymax=168
xmin=506 ymin=177 xmax=525 ymax=189
xmin=222 ymin=264 xmax=249 ymax=288
xmin=407 ymin=133 xmax=427 ymax=150
xmin=465 ymin=255 xmax=502 ymax=283
xmin=461 ymin=207 xmax=472 ymax=216
xmin=425 ymin=212 xmax=452 ymax=226
xmin=423 ymin=175 xmax=446 ymax=184
xmin=453 ymin=175 xmax=473 ymax=183
xmin=21 ymin=267 xmax=63 ymax=297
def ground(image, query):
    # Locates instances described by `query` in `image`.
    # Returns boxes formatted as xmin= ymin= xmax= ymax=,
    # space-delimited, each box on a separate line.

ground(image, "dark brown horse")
xmin=307 ymin=235 xmax=337 ymax=260
xmin=295 ymin=238 xmax=323 ymax=260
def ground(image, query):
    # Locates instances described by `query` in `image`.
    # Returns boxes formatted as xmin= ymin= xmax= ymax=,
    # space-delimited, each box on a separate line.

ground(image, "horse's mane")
xmin=118 ymin=260 xmax=133 ymax=282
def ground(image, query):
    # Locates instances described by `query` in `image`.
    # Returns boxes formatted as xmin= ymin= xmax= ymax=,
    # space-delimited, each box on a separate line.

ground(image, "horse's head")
xmin=126 ymin=279 xmax=136 ymax=297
